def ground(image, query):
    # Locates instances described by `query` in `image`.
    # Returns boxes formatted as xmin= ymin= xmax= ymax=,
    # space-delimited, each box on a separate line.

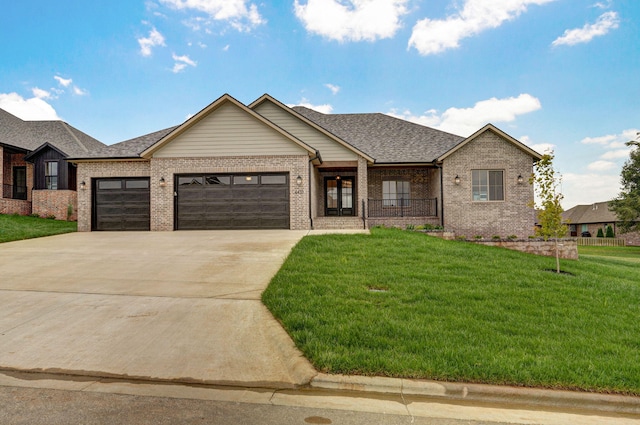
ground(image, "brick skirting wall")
xmin=367 ymin=216 xmax=441 ymax=229
xmin=32 ymin=190 xmax=77 ymax=221
xmin=0 ymin=198 xmax=32 ymax=215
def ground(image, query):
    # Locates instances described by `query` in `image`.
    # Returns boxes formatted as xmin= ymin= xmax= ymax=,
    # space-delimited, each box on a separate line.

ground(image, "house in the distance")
xmin=68 ymin=93 xmax=543 ymax=237
xmin=563 ymin=201 xmax=640 ymax=245
xmin=0 ymin=108 xmax=105 ymax=219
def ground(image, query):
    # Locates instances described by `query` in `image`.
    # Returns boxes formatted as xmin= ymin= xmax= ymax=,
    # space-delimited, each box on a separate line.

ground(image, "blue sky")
xmin=1 ymin=0 xmax=638 ymax=208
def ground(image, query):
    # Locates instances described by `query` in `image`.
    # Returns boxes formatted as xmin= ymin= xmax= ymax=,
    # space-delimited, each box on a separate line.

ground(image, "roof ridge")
xmin=60 ymin=122 xmax=89 ymax=153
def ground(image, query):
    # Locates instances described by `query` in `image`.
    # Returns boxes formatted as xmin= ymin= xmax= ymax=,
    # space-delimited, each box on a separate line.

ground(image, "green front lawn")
xmin=579 ymin=244 xmax=640 ymax=262
xmin=0 ymin=214 xmax=77 ymax=243
xmin=263 ymin=227 xmax=640 ymax=395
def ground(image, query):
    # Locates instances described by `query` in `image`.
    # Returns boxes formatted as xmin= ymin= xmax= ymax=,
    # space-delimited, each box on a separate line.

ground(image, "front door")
xmin=325 ymin=176 xmax=355 ymax=216
xmin=13 ymin=167 xmax=27 ymax=200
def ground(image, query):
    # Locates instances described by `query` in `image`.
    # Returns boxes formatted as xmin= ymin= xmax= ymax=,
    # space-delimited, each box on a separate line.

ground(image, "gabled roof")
xmin=438 ymin=124 xmax=543 ymax=162
xmin=140 ymin=93 xmax=317 ymax=159
xmin=562 ymin=201 xmax=619 ymax=224
xmin=24 ymin=142 xmax=68 ymax=161
xmin=0 ymin=108 xmax=105 ymax=157
xmin=292 ymin=106 xmax=465 ymax=164
xmin=249 ymin=94 xmax=374 ymax=163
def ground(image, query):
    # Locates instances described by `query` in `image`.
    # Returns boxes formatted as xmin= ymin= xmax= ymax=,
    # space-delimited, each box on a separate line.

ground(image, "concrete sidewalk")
xmin=0 ymin=231 xmax=317 ymax=388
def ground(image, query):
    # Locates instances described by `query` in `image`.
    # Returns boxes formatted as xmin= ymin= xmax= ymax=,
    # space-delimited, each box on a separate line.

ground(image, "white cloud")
xmin=601 ymin=149 xmax=632 ymax=160
xmin=73 ymin=86 xmax=89 ymax=96
xmin=160 ymin=0 xmax=264 ymax=30
xmin=223 ymin=44 xmax=230 ymax=51
xmin=388 ymin=94 xmax=541 ymax=136
xmin=581 ymin=129 xmax=638 ymax=148
xmin=287 ymin=99 xmax=333 ymax=114
xmin=409 ymin=0 xmax=555 ymax=55
xmin=138 ymin=27 xmax=166 ymax=56
xmin=521 ymin=136 xmax=555 ymax=155
xmin=587 ymin=160 xmax=617 ymax=171
xmin=294 ymin=0 xmax=408 ymax=42
xmin=552 ymin=11 xmax=619 ymax=46
xmin=325 ymin=83 xmax=340 ymax=95
xmin=54 ymin=76 xmax=73 ymax=87
xmin=32 ymin=87 xmax=51 ymax=99
xmin=562 ymin=172 xmax=621 ymax=208
xmin=171 ymin=53 xmax=197 ymax=73
xmin=0 ymin=92 xmax=60 ymax=121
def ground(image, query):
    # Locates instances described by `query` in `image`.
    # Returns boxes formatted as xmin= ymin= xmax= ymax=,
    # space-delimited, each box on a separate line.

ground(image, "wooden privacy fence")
xmin=577 ymin=237 xmax=626 ymax=247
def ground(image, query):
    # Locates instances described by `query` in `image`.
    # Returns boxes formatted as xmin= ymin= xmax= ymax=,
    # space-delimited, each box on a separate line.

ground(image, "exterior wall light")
xmin=296 ymin=175 xmax=303 ymax=185
xmin=80 ymin=181 xmax=86 ymax=190
xmin=517 ymin=174 xmax=524 ymax=184
xmin=454 ymin=175 xmax=460 ymax=185
xmin=159 ymin=177 xmax=167 ymax=187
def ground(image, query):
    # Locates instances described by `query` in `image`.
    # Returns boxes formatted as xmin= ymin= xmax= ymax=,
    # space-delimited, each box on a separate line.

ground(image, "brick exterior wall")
xmin=442 ymin=131 xmax=536 ymax=239
xmin=77 ymin=156 xmax=310 ymax=231
xmin=77 ymin=161 xmax=151 ymax=232
xmin=32 ymin=190 xmax=77 ymax=220
xmin=367 ymin=167 xmax=437 ymax=200
xmin=0 ymin=198 xmax=31 ymax=215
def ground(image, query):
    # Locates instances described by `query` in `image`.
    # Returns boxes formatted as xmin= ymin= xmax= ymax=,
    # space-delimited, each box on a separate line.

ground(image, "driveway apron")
xmin=0 ymin=231 xmax=316 ymax=388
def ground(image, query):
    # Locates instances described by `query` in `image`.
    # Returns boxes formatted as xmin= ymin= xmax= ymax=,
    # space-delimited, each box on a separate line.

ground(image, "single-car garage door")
xmin=93 ymin=178 xmax=151 ymax=231
xmin=175 ymin=173 xmax=290 ymax=230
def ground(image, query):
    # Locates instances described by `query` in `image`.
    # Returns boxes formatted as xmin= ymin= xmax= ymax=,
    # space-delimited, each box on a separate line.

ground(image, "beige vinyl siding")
xmin=254 ymin=101 xmax=358 ymax=161
xmin=153 ymin=102 xmax=307 ymax=158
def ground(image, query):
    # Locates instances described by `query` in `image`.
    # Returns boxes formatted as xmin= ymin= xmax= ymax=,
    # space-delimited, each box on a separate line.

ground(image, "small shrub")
xmin=507 ymin=235 xmax=518 ymax=240
xmin=456 ymin=235 xmax=467 ymax=241
xmin=414 ymin=225 xmax=425 ymax=230
xmin=434 ymin=225 xmax=444 ymax=230
xmin=28 ymin=213 xmax=40 ymax=218
xmin=66 ymin=204 xmax=74 ymax=221
xmin=406 ymin=224 xmax=415 ymax=231
xmin=492 ymin=235 xmax=501 ymax=240
xmin=597 ymin=228 xmax=604 ymax=238
xmin=474 ymin=235 xmax=483 ymax=240
xmin=606 ymin=225 xmax=615 ymax=238
xmin=423 ymin=224 xmax=435 ymax=230
xmin=528 ymin=235 xmax=536 ymax=239
xmin=46 ymin=214 xmax=56 ymax=220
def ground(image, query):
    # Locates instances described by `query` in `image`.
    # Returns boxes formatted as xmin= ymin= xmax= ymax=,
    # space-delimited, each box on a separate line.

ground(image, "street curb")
xmin=310 ymin=373 xmax=640 ymax=416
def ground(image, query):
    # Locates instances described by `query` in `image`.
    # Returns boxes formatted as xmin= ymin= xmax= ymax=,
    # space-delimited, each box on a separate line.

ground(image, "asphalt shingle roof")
xmin=75 ymin=126 xmax=179 ymax=158
xmin=292 ymin=106 xmax=465 ymax=163
xmin=0 ymin=108 xmax=105 ymax=156
xmin=562 ymin=201 xmax=618 ymax=224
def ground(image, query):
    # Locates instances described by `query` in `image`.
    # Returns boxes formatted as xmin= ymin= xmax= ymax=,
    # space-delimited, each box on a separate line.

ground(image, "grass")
xmin=262 ymin=227 xmax=640 ymax=395
xmin=579 ymin=245 xmax=640 ymax=263
xmin=0 ymin=214 xmax=77 ymax=243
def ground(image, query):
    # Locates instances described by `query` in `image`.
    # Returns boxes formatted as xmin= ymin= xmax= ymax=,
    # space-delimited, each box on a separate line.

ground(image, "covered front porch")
xmin=1 ymin=146 xmax=32 ymax=215
xmin=310 ymin=161 xmax=441 ymax=230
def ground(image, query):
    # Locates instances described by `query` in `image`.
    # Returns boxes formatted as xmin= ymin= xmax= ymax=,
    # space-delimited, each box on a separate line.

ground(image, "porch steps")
xmin=312 ymin=216 xmax=365 ymax=230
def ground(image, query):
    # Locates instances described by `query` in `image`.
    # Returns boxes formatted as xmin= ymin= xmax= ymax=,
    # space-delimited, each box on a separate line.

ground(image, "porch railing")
xmin=2 ymin=184 xmax=28 ymax=200
xmin=367 ymin=198 xmax=437 ymax=217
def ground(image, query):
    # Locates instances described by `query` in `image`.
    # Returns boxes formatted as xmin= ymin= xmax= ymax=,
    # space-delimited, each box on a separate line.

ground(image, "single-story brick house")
xmin=563 ymin=201 xmax=640 ymax=245
xmin=0 ymin=108 xmax=106 ymax=219
xmin=66 ymin=93 xmax=542 ymax=237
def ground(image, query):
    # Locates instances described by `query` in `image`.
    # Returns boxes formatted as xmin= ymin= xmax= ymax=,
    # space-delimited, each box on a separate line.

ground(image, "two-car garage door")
xmin=92 ymin=173 xmax=290 ymax=231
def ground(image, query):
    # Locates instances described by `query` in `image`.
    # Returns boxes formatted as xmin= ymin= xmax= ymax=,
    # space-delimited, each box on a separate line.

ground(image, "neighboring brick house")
xmin=563 ymin=201 xmax=640 ymax=246
xmin=0 ymin=108 xmax=105 ymax=219
xmin=68 ymin=93 xmax=542 ymax=237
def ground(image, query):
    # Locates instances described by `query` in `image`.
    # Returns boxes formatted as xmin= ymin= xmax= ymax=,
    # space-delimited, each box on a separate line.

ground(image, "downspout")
xmin=308 ymin=150 xmax=322 ymax=229
xmin=434 ymin=161 xmax=445 ymax=228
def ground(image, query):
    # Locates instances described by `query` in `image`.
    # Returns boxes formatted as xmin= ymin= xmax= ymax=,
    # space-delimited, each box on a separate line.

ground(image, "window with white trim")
xmin=383 ymin=180 xmax=410 ymax=206
xmin=472 ymin=170 xmax=503 ymax=201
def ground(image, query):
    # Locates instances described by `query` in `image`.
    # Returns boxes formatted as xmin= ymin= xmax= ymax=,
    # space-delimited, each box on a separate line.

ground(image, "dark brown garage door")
xmin=175 ymin=173 xmax=289 ymax=230
xmin=93 ymin=178 xmax=150 ymax=231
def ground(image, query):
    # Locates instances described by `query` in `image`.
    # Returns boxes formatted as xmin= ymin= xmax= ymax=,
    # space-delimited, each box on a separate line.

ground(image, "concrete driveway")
xmin=0 ymin=230 xmax=317 ymax=388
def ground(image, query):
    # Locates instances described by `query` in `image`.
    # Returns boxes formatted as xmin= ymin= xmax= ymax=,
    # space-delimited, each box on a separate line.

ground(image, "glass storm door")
xmin=325 ymin=177 xmax=354 ymax=216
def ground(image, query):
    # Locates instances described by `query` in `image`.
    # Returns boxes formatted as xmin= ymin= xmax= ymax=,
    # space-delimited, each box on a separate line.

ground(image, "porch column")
xmin=0 ymin=146 xmax=4 ymax=191
xmin=357 ymin=156 xmax=368 ymax=221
